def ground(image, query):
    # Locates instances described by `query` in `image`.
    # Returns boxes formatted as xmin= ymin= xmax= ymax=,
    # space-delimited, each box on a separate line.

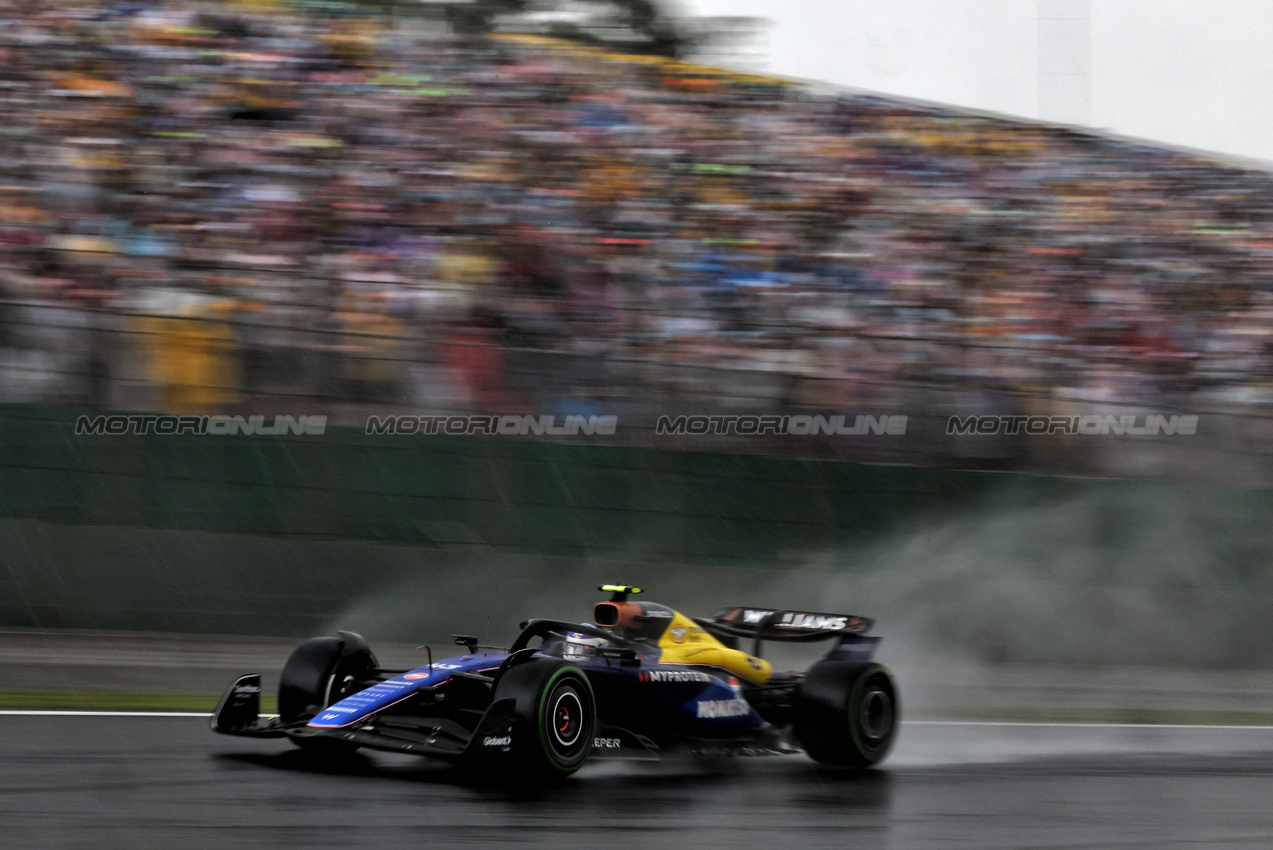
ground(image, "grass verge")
xmin=0 ymin=691 xmax=278 ymax=713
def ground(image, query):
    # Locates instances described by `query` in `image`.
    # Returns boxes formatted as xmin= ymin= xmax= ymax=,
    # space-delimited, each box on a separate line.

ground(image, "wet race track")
xmin=4 ymin=715 xmax=1273 ymax=849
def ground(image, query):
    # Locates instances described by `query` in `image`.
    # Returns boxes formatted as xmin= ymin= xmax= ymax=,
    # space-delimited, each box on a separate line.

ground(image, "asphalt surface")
xmin=4 ymin=714 xmax=1273 ymax=850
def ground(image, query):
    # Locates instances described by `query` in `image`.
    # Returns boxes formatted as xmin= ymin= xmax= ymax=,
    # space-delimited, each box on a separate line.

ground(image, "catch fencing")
xmin=1 ymin=297 xmax=1269 ymax=482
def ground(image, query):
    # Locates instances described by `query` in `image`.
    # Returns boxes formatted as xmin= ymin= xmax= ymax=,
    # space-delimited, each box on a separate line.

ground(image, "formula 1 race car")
xmin=212 ymin=586 xmax=898 ymax=776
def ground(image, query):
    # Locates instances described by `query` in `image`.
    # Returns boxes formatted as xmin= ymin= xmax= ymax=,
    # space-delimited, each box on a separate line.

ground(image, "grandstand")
xmin=1 ymin=1 xmax=1271 ymax=478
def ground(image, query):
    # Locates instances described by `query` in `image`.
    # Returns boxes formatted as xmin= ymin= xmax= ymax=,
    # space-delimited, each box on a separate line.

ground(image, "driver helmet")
xmin=563 ymin=631 xmax=608 ymax=660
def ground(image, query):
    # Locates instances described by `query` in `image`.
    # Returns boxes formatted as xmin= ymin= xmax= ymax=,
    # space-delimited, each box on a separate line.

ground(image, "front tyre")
xmin=278 ymin=630 xmax=378 ymax=753
xmin=492 ymin=658 xmax=596 ymax=777
xmin=794 ymin=660 xmax=898 ymax=768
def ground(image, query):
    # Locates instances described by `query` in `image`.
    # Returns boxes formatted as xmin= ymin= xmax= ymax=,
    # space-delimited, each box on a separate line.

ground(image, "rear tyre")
xmin=278 ymin=630 xmax=378 ymax=753
xmin=492 ymin=658 xmax=596 ymax=777
xmin=793 ymin=660 xmax=898 ymax=768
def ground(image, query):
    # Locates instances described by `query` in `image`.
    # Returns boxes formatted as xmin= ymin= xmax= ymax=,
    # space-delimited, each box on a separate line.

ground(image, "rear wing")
xmin=703 ymin=608 xmax=873 ymax=641
xmin=701 ymin=607 xmax=880 ymax=661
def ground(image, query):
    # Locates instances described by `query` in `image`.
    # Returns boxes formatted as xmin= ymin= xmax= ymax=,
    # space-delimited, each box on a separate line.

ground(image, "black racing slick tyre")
xmin=793 ymin=660 xmax=898 ymax=768
xmin=491 ymin=658 xmax=596 ymax=777
xmin=278 ymin=630 xmax=378 ymax=752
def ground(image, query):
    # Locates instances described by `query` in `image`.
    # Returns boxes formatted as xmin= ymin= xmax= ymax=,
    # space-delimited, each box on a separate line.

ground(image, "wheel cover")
xmin=538 ymin=673 xmax=593 ymax=770
xmin=550 ymin=689 xmax=584 ymax=749
xmin=859 ymin=685 xmax=894 ymax=742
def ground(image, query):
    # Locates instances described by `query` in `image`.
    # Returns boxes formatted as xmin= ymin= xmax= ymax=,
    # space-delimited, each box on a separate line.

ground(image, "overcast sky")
xmin=678 ymin=0 xmax=1273 ymax=166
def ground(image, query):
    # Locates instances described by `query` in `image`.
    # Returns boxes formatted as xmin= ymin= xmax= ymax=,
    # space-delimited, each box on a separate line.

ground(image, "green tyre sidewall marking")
xmin=535 ymin=666 xmax=595 ymax=773
xmin=847 ymin=664 xmax=896 ymax=764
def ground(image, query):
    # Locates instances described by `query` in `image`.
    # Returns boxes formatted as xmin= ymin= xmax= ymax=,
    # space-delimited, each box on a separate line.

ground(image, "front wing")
xmin=212 ymin=674 xmax=660 ymax=760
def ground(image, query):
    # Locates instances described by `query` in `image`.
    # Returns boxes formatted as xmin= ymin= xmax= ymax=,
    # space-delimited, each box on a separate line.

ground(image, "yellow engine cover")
xmin=655 ymin=612 xmax=772 ymax=685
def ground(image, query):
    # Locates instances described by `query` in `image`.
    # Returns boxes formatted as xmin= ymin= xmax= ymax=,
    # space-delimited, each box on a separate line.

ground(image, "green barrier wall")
xmin=0 ymin=404 xmax=1016 ymax=636
xmin=0 ymin=405 xmax=1010 ymax=564
xmin=5 ymin=405 xmax=1273 ymax=663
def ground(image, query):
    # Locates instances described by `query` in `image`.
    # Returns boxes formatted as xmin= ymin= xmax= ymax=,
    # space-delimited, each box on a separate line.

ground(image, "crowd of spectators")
xmin=1 ymin=0 xmax=1272 ymax=467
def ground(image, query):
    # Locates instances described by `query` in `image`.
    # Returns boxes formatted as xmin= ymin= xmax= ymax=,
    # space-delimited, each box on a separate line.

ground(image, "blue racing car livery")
xmin=212 ymin=585 xmax=899 ymax=776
